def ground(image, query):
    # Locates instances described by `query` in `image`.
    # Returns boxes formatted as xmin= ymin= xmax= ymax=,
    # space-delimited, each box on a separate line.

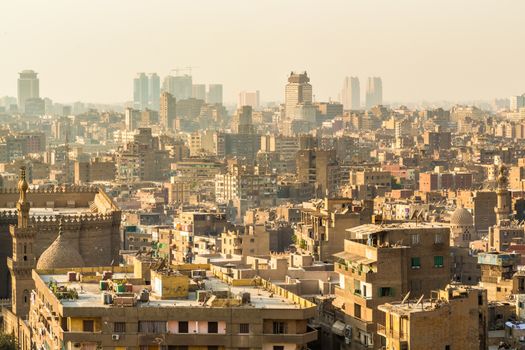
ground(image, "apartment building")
xmin=220 ymin=225 xmax=270 ymax=257
xmin=377 ymin=285 xmax=487 ymax=350
xmin=294 ymin=198 xmax=372 ymax=262
xmin=26 ymin=263 xmax=318 ymax=350
xmin=332 ymin=223 xmax=450 ymax=349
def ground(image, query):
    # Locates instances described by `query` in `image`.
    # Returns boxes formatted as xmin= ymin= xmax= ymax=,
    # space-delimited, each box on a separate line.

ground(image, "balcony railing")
xmin=376 ymin=324 xmax=407 ymax=340
xmin=262 ymin=328 xmax=318 ymax=344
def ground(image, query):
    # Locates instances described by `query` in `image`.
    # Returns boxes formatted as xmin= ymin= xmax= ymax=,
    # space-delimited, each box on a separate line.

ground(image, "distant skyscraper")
xmin=192 ymin=84 xmax=206 ymax=100
xmin=160 ymin=92 xmax=176 ymax=131
xmin=365 ymin=77 xmax=383 ymax=109
xmin=162 ymin=74 xmax=192 ymax=101
xmin=207 ymin=84 xmax=223 ymax=104
xmin=134 ymin=73 xmax=161 ymax=110
xmin=18 ymin=70 xmax=39 ymax=112
xmin=125 ymin=107 xmax=141 ymax=131
xmin=285 ymin=71 xmax=312 ymax=119
xmin=341 ymin=76 xmax=360 ymax=110
xmin=238 ymin=91 xmax=260 ymax=108
xmin=133 ymin=73 xmax=149 ymax=110
xmin=232 ymin=105 xmax=254 ymax=134
xmin=148 ymin=73 xmax=160 ymax=111
xmin=510 ymin=94 xmax=525 ymax=111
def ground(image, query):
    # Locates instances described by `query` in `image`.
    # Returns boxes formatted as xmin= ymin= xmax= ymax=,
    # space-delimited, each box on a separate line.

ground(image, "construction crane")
xmin=170 ymin=66 xmax=199 ymax=76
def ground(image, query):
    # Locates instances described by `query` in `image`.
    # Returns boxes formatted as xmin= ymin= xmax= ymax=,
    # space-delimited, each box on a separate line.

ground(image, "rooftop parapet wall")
xmin=0 ymin=210 xmax=116 ymax=224
xmin=0 ymin=185 xmax=102 ymax=208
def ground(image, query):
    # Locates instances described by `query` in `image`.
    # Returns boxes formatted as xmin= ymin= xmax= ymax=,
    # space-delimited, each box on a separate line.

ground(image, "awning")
xmin=331 ymin=320 xmax=346 ymax=336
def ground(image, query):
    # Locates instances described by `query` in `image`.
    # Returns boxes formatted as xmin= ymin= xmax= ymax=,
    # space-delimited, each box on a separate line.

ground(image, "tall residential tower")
xmin=341 ymin=76 xmax=360 ymax=110
xmin=365 ymin=76 xmax=383 ymax=109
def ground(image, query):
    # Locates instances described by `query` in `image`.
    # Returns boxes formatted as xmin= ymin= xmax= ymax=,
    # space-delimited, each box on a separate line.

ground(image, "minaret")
xmin=8 ymin=166 xmax=35 ymax=317
xmin=64 ymin=133 xmax=71 ymax=184
xmin=17 ymin=166 xmax=30 ymax=228
xmin=495 ymin=164 xmax=510 ymax=225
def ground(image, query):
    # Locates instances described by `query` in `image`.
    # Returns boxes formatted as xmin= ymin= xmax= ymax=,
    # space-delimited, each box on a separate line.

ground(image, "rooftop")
xmin=347 ymin=222 xmax=448 ymax=238
xmin=39 ymin=271 xmax=306 ymax=310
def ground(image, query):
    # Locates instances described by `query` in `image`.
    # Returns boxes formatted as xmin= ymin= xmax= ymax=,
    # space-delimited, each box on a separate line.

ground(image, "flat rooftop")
xmin=40 ymin=271 xmax=304 ymax=309
xmin=378 ymin=299 xmax=443 ymax=315
xmin=347 ymin=222 xmax=448 ymax=236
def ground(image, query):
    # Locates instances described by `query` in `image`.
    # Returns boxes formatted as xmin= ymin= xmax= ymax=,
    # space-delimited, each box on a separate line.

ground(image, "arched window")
xmin=23 ymin=289 xmax=29 ymax=304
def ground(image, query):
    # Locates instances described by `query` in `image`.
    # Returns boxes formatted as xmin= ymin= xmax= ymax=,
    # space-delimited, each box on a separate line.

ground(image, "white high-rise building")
xmin=341 ymin=76 xmax=360 ymax=110
xmin=238 ymin=91 xmax=260 ymax=108
xmin=192 ymin=84 xmax=206 ymax=100
xmin=207 ymin=84 xmax=223 ymax=104
xmin=17 ymin=70 xmax=39 ymax=112
xmin=365 ymin=76 xmax=383 ymax=109
xmin=134 ymin=73 xmax=160 ymax=110
xmin=133 ymin=73 xmax=149 ymax=110
xmin=162 ymin=75 xmax=192 ymax=101
xmin=510 ymin=94 xmax=525 ymax=111
xmin=284 ymin=71 xmax=312 ymax=119
xmin=148 ymin=73 xmax=160 ymax=110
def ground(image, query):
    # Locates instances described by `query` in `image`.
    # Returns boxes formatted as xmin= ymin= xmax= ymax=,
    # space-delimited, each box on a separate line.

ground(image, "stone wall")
xmin=0 ymin=186 xmax=121 ymax=298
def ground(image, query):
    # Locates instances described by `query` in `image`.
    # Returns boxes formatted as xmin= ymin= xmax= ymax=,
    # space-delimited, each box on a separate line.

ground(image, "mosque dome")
xmin=36 ymin=226 xmax=85 ymax=270
xmin=450 ymin=207 xmax=474 ymax=227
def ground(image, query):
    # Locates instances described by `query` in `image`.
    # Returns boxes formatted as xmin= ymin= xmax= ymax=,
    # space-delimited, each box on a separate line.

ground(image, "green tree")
xmin=0 ymin=332 xmax=17 ymax=350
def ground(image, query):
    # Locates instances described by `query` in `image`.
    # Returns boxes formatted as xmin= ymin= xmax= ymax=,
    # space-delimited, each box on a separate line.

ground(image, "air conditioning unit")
xmin=112 ymin=334 xmax=120 ymax=341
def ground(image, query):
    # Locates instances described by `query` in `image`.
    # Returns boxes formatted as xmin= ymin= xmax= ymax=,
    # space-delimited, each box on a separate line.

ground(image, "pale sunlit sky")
xmin=0 ymin=0 xmax=524 ymax=104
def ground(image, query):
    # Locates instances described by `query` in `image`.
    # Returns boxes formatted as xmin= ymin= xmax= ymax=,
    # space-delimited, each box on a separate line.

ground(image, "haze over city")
xmin=1 ymin=0 xmax=525 ymax=104
xmin=3 ymin=2 xmax=525 ymax=350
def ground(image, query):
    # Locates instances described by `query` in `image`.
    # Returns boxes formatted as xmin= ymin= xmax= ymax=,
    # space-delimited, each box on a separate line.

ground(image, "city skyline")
xmin=1 ymin=0 xmax=524 ymax=104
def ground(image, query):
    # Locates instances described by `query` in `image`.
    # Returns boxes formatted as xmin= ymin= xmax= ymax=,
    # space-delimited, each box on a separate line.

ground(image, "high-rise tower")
xmin=17 ymin=70 xmax=39 ymax=112
xmin=341 ymin=76 xmax=360 ymax=110
xmin=365 ymin=76 xmax=383 ymax=109
xmin=133 ymin=73 xmax=149 ymax=110
xmin=207 ymin=84 xmax=223 ymax=104
xmin=285 ymin=71 xmax=312 ymax=120
xmin=160 ymin=92 xmax=177 ymax=131
xmin=148 ymin=73 xmax=160 ymax=111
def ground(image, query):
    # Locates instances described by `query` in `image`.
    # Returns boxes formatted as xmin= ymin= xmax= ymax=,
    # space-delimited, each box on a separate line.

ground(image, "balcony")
xmin=139 ymin=333 xmax=228 ymax=346
xmin=262 ymin=328 xmax=318 ymax=344
xmin=353 ymin=289 xmax=372 ymax=300
xmin=376 ymin=324 xmax=407 ymax=340
xmin=62 ymin=331 xmax=103 ymax=343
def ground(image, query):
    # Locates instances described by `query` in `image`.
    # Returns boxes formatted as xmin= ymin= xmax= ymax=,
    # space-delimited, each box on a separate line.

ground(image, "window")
xmin=411 ymin=234 xmax=420 ymax=245
xmin=379 ymin=287 xmax=394 ymax=297
xmin=239 ymin=323 xmax=250 ymax=334
xmin=82 ymin=320 xmax=94 ymax=332
xmin=434 ymin=256 xmax=444 ymax=268
xmin=139 ymin=321 xmax=167 ymax=334
xmin=354 ymin=303 xmax=362 ymax=319
xmin=435 ymin=234 xmax=443 ymax=244
xmin=208 ymin=321 xmax=218 ymax=334
xmin=178 ymin=321 xmax=189 ymax=333
xmin=411 ymin=257 xmax=421 ymax=269
xmin=272 ymin=321 xmax=287 ymax=334
xmin=114 ymin=322 xmax=126 ymax=333
xmin=273 ymin=347 xmax=285 ymax=350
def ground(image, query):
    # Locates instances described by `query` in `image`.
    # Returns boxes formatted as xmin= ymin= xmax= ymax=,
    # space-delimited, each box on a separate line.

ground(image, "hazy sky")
xmin=1 ymin=0 xmax=524 ymax=104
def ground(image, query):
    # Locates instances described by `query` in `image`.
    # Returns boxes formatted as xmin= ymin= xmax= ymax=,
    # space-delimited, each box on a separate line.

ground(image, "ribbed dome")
xmin=36 ymin=233 xmax=85 ymax=270
xmin=450 ymin=207 xmax=474 ymax=226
